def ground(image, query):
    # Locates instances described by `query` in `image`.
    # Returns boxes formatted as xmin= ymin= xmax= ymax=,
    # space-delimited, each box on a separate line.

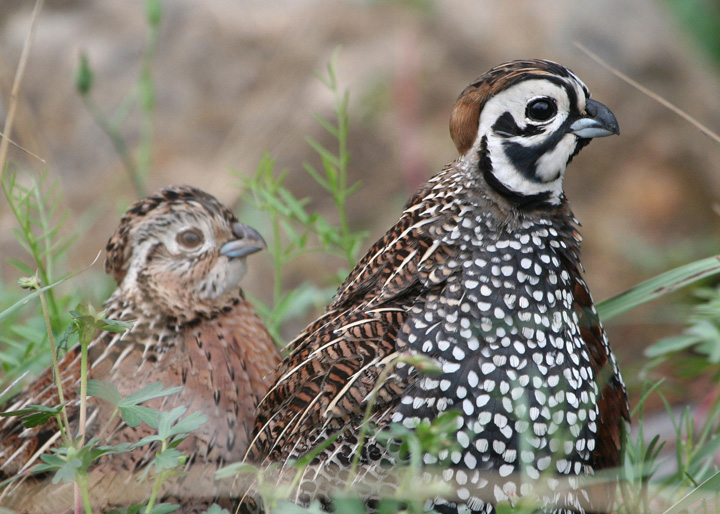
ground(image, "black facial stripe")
xmin=501 ymin=115 xmax=571 ymax=183
xmin=478 ymin=136 xmax=553 ymax=210
xmin=492 ymin=111 xmax=544 ymax=138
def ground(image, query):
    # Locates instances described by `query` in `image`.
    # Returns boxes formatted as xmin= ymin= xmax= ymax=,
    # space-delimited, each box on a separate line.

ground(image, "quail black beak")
xmin=220 ymin=222 xmax=267 ymax=258
xmin=570 ymin=99 xmax=620 ymax=138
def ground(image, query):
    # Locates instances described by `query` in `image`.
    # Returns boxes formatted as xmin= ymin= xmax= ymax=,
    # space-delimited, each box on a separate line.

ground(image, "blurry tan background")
xmin=1 ymin=0 xmax=720 ymax=412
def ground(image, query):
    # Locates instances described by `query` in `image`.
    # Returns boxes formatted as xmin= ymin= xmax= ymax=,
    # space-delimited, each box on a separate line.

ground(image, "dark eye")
xmin=526 ymin=98 xmax=557 ymax=122
xmin=176 ymin=228 xmax=204 ymax=249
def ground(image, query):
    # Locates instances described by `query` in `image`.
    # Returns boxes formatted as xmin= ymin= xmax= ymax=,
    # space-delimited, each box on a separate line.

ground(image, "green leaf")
xmin=88 ymin=381 xmax=179 ymax=428
xmin=0 ymin=403 xmax=64 ymax=417
xmin=376 ymin=499 xmax=406 ymax=514
xmin=163 ymin=410 xmax=207 ymax=439
xmin=597 ymin=255 xmax=720 ymax=320
xmin=0 ymin=403 xmax=68 ymax=428
xmin=93 ymin=442 xmax=133 ymax=456
xmin=495 ymin=502 xmax=516 ymax=514
xmin=663 ymin=470 xmax=720 ymax=514
xmin=302 ymin=162 xmax=330 ymax=190
xmin=312 ymin=112 xmax=340 ymax=139
xmin=97 ymin=318 xmax=134 ymax=333
xmin=77 ymin=439 xmax=133 ymax=468
xmin=10 ymin=323 xmax=47 ymax=343
xmin=0 ymin=254 xmax=100 ymax=323
xmin=0 ymin=350 xmax=19 ymax=367
xmin=75 ymin=53 xmax=94 ymax=95
xmin=215 ymin=461 xmax=260 ymax=480
xmin=688 ymin=434 xmax=720 ymax=476
xmin=129 ymin=433 xmax=164 ymax=450
xmin=145 ymin=0 xmax=163 ymax=27
xmin=122 ymin=382 xmax=183 ymax=407
xmin=55 ymin=323 xmax=76 ymax=352
xmin=157 ymin=406 xmax=186 ymax=438
xmin=144 ymin=503 xmax=181 ymax=514
xmin=107 ymin=507 xmax=144 ymax=514
xmin=278 ymin=188 xmax=311 ymax=224
xmin=120 ymin=404 xmax=160 ymax=429
xmin=87 ymin=380 xmax=123 ymax=406
xmin=153 ymin=448 xmax=183 ymax=472
xmin=329 ymin=497 xmax=367 ymax=514
xmin=20 ymin=411 xmax=60 ymax=429
xmin=644 ymin=334 xmax=700 ymax=358
xmin=42 ymin=454 xmax=82 ymax=484
xmin=7 ymin=258 xmax=35 ymax=275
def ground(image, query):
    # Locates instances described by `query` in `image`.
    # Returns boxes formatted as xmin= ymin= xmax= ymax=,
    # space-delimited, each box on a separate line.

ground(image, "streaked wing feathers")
xmin=248 ymin=199 xmax=457 ymax=464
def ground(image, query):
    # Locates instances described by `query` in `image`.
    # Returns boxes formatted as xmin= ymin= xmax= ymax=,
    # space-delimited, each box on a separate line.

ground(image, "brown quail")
xmin=244 ymin=60 xmax=628 ymax=513
xmin=0 ymin=186 xmax=280 ymax=512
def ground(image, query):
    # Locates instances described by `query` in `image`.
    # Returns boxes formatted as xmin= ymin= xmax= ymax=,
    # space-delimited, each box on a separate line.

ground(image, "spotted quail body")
xmin=0 ymin=186 xmax=280 ymax=513
xmin=246 ymin=60 xmax=628 ymax=514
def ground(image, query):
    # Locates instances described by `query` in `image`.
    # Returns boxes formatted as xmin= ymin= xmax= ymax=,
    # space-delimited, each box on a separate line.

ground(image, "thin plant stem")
xmin=697 ymin=389 xmax=720 ymax=448
xmin=136 ymin=29 xmax=159 ymax=188
xmin=38 ymin=285 xmax=71 ymax=443
xmin=0 ymin=131 xmax=45 ymax=163
xmin=80 ymin=97 xmax=143 ymax=197
xmin=76 ymin=474 xmax=93 ymax=514
xmin=53 ymin=412 xmax=68 ymax=446
xmin=574 ymin=42 xmax=720 ymax=146
xmin=145 ymin=440 xmax=168 ymax=512
xmin=30 ymin=184 xmax=61 ymax=324
xmin=78 ymin=336 xmax=89 ymax=445
xmin=272 ymin=212 xmax=284 ymax=310
xmin=0 ymin=0 xmax=44 ymax=183
xmin=95 ymin=407 xmax=120 ymax=441
xmin=345 ymin=353 xmax=400 ymax=491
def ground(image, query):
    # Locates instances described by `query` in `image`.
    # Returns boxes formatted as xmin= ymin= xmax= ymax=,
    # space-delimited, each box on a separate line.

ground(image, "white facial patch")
xmin=534 ymin=135 xmax=578 ymax=182
xmin=202 ymin=257 xmax=248 ymax=299
xmin=468 ymin=78 xmax=588 ymax=204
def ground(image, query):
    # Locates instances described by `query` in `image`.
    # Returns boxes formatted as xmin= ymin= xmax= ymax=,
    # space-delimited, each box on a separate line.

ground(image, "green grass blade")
xmin=662 ymin=470 xmax=720 ymax=514
xmin=597 ymin=255 xmax=720 ymax=320
xmin=0 ymin=252 xmax=101 ymax=323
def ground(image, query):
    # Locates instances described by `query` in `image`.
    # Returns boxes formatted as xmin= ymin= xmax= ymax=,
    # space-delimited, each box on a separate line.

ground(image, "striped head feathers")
xmin=449 ymin=59 xmax=619 ymax=207
xmin=104 ymin=186 xmax=266 ymax=321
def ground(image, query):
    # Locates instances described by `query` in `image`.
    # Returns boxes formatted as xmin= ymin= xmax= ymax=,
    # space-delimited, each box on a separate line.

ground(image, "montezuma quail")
xmin=244 ymin=60 xmax=628 ymax=513
xmin=0 ymin=186 xmax=280 ymax=512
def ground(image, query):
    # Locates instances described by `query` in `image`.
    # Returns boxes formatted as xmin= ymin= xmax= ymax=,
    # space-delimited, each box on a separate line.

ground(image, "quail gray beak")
xmin=220 ymin=222 xmax=267 ymax=258
xmin=570 ymin=99 xmax=620 ymax=138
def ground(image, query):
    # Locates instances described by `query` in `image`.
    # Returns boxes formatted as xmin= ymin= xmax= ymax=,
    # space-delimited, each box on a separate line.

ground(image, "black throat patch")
xmin=478 ymin=136 xmax=553 ymax=210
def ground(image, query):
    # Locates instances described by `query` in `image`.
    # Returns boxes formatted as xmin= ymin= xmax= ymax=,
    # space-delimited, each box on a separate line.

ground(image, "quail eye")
xmin=526 ymin=98 xmax=557 ymax=122
xmin=176 ymin=228 xmax=204 ymax=249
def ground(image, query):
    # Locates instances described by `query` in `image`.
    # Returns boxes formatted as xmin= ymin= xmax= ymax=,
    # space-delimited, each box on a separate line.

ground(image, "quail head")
xmin=0 ymin=185 xmax=280 ymax=513
xmin=244 ymin=60 xmax=628 ymax=514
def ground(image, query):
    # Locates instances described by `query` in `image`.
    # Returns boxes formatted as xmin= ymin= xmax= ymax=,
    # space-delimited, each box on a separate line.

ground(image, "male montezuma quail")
xmin=245 ymin=60 xmax=629 ymax=514
xmin=0 ymin=186 xmax=280 ymax=513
